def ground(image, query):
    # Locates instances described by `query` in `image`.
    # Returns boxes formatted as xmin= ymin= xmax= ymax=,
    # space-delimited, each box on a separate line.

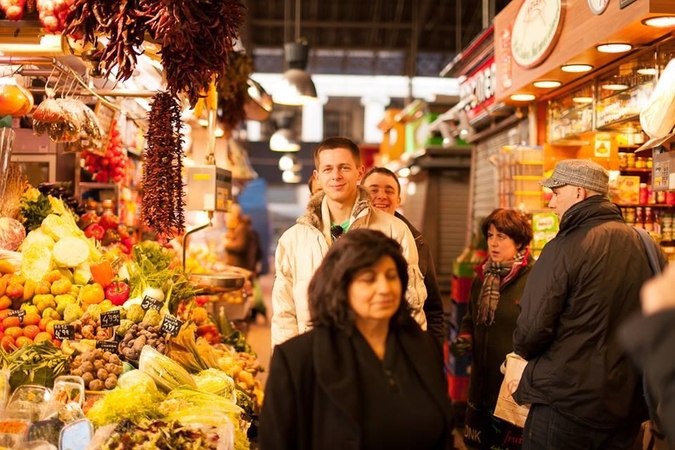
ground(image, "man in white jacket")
xmin=271 ymin=137 xmax=427 ymax=346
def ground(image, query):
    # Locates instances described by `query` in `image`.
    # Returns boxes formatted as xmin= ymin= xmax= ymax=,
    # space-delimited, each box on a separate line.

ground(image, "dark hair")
xmin=308 ymin=229 xmax=413 ymax=332
xmin=481 ymin=208 xmax=533 ymax=250
xmin=361 ymin=167 xmax=401 ymax=195
xmin=313 ymin=136 xmax=361 ymax=169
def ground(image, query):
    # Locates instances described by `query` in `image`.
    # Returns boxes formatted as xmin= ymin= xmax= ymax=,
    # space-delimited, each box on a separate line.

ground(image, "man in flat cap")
xmin=512 ymin=159 xmax=667 ymax=449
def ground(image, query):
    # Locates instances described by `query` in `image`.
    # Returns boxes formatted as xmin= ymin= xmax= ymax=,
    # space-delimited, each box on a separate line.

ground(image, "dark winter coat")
xmin=395 ymin=212 xmax=446 ymax=344
xmin=460 ymin=253 xmax=534 ymax=409
xmin=513 ymin=195 xmax=667 ymax=429
xmin=620 ymin=309 xmax=675 ymax=445
xmin=259 ymin=324 xmax=455 ymax=450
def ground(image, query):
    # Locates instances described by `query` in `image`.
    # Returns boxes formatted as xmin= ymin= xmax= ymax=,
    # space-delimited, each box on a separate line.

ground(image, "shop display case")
xmin=547 ymin=83 xmax=595 ymax=142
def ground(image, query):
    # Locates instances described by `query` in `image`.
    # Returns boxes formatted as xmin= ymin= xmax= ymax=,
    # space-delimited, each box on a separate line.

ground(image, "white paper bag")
xmin=494 ymin=352 xmax=530 ymax=428
xmin=640 ymin=58 xmax=675 ymax=139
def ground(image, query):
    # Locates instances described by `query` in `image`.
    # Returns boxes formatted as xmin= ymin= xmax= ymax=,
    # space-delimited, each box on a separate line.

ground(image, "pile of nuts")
xmin=118 ymin=323 xmax=167 ymax=362
xmin=69 ymin=348 xmax=123 ymax=391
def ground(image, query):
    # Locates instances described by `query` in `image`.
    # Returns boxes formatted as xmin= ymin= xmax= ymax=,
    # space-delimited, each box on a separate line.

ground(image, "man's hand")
xmin=450 ymin=336 xmax=472 ymax=357
xmin=641 ymin=263 xmax=675 ymax=316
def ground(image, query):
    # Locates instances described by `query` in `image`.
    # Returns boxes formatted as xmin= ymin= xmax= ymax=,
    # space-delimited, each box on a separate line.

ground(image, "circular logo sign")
xmin=588 ymin=0 xmax=609 ymax=14
xmin=511 ymin=0 xmax=564 ymax=68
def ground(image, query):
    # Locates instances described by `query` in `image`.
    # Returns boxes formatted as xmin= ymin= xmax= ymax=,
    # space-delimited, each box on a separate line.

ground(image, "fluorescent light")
xmin=282 ymin=170 xmax=302 ymax=183
xmin=510 ymin=93 xmax=536 ymax=101
xmin=561 ymin=64 xmax=593 ymax=73
xmin=601 ymin=83 xmax=629 ymax=91
xmin=596 ymin=43 xmax=633 ymax=53
xmin=572 ymin=96 xmax=593 ymax=104
xmin=642 ymin=16 xmax=675 ymax=28
xmin=533 ymin=80 xmax=562 ymax=89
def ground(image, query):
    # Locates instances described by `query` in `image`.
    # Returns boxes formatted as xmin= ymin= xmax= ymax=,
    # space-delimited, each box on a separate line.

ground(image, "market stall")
xmin=0 ymin=0 xmax=268 ymax=448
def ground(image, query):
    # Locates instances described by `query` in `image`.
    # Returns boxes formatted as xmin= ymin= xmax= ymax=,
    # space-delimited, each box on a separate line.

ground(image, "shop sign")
xmin=460 ymin=58 xmax=497 ymax=121
xmin=587 ymin=0 xmax=609 ymax=14
xmin=511 ymin=0 xmax=565 ymax=68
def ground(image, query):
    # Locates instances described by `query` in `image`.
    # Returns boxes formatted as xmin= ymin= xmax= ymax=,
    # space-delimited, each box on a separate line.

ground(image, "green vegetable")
xmin=138 ymin=345 xmax=197 ymax=393
xmin=20 ymin=190 xmax=53 ymax=232
xmin=63 ymin=303 xmax=83 ymax=324
xmin=86 ymin=382 xmax=164 ymax=427
xmin=126 ymin=304 xmax=145 ymax=323
xmin=142 ymin=309 xmax=161 ymax=327
xmin=116 ymin=319 xmax=134 ymax=338
xmin=85 ymin=304 xmax=102 ymax=322
xmin=0 ymin=341 xmax=69 ymax=390
xmin=193 ymin=368 xmax=235 ymax=399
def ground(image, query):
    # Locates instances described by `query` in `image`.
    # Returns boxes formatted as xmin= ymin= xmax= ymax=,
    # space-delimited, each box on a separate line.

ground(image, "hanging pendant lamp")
xmin=273 ymin=0 xmax=318 ymax=105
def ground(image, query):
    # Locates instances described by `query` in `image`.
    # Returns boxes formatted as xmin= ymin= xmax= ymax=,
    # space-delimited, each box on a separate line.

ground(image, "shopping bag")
xmin=640 ymin=58 xmax=675 ymax=139
xmin=493 ymin=352 xmax=530 ymax=428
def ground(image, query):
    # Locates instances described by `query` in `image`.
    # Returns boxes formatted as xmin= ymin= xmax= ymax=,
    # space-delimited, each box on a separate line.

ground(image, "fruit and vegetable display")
xmin=0 ymin=190 xmax=263 ymax=449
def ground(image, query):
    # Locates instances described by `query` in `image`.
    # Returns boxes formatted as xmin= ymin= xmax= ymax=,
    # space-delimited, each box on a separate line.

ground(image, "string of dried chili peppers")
xmin=146 ymin=0 xmax=247 ymax=107
xmin=142 ymin=92 xmax=185 ymax=239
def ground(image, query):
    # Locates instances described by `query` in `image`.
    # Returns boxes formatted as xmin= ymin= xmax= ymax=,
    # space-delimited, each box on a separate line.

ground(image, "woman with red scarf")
xmin=451 ymin=209 xmax=535 ymax=450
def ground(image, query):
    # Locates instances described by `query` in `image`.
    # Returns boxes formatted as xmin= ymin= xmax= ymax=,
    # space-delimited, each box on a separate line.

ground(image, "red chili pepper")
xmin=84 ymin=223 xmax=105 ymax=240
xmin=105 ymin=281 xmax=130 ymax=306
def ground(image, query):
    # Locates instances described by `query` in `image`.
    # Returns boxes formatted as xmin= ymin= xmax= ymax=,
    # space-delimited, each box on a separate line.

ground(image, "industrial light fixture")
xmin=533 ymin=80 xmax=562 ymax=89
xmin=642 ymin=16 xmax=675 ymax=28
xmin=270 ymin=128 xmax=300 ymax=152
xmin=637 ymin=67 xmax=658 ymax=76
xmin=282 ymin=170 xmax=302 ymax=183
xmin=510 ymin=93 xmax=536 ymax=101
xmin=273 ymin=0 xmax=318 ymax=105
xmin=561 ymin=64 xmax=593 ymax=73
xmin=278 ymin=153 xmax=301 ymax=171
xmin=596 ymin=43 xmax=633 ymax=53
xmin=572 ymin=96 xmax=594 ymax=104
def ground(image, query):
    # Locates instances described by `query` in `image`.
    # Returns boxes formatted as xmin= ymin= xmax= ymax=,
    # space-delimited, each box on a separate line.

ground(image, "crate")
xmin=447 ymin=375 xmax=470 ymax=402
xmin=451 ymin=276 xmax=473 ymax=303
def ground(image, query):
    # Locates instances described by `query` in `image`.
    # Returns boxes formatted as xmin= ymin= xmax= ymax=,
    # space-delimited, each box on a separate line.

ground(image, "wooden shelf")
xmin=621 ymin=168 xmax=652 ymax=173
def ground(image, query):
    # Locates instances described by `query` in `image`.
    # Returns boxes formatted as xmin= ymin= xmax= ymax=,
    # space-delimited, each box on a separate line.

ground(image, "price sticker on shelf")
xmin=141 ymin=296 xmax=163 ymax=311
xmin=160 ymin=314 xmax=184 ymax=337
xmin=54 ymin=324 xmax=74 ymax=341
xmin=96 ymin=340 xmax=119 ymax=354
xmin=8 ymin=310 xmax=26 ymax=323
xmin=100 ymin=310 xmax=121 ymax=328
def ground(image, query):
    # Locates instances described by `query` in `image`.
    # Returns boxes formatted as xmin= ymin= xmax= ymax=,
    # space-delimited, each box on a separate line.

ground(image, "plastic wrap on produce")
xmin=0 ymin=217 xmax=26 ymax=251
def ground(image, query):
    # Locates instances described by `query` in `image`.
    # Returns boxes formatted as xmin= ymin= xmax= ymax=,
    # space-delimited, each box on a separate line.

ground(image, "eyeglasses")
xmin=330 ymin=225 xmax=344 ymax=241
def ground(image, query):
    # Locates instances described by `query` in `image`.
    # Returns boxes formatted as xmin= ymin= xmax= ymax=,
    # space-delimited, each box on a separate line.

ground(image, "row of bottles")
xmin=623 ymin=207 xmax=675 ymax=242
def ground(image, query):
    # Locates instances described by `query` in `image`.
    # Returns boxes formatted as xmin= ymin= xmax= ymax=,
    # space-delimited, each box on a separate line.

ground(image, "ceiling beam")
xmin=249 ymin=19 xmax=459 ymax=32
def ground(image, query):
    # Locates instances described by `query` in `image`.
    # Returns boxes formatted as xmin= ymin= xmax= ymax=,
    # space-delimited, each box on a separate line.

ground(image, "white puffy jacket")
xmin=271 ymin=187 xmax=427 ymax=346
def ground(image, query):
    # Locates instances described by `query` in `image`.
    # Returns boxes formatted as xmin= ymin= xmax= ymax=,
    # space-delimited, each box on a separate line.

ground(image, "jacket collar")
xmin=312 ymin=325 xmax=452 ymax=430
xmin=559 ymin=195 xmax=623 ymax=234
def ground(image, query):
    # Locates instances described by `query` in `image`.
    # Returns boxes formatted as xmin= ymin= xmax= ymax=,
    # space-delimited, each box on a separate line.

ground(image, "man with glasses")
xmin=271 ymin=137 xmax=427 ymax=346
xmin=362 ymin=167 xmax=446 ymax=345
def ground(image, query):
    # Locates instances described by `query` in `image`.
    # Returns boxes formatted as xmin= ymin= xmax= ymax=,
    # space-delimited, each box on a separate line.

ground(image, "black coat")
xmin=395 ymin=212 xmax=446 ymax=344
xmin=259 ymin=324 xmax=455 ymax=450
xmin=620 ymin=309 xmax=675 ymax=445
xmin=513 ymin=196 xmax=667 ymax=429
xmin=460 ymin=253 xmax=534 ymax=409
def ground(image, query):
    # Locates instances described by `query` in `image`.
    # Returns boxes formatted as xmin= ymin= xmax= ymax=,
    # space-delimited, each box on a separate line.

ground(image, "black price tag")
xmin=141 ymin=296 xmax=163 ymax=311
xmin=100 ymin=310 xmax=121 ymax=328
xmin=160 ymin=314 xmax=184 ymax=337
xmin=96 ymin=340 xmax=119 ymax=354
xmin=8 ymin=310 xmax=26 ymax=323
xmin=54 ymin=324 xmax=74 ymax=341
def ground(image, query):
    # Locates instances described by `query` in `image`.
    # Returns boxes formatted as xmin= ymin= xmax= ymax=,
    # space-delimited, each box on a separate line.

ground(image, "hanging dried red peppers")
xmin=147 ymin=0 xmax=246 ymax=107
xmin=142 ymin=92 xmax=185 ymax=239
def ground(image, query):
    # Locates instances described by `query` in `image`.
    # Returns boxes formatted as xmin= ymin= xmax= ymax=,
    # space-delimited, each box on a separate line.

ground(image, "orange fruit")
xmin=0 ymin=296 xmax=11 ymax=310
xmin=51 ymin=339 xmax=61 ymax=347
xmin=0 ymin=309 xmax=12 ymax=320
xmin=33 ymin=332 xmax=52 ymax=343
xmin=4 ymin=326 xmax=22 ymax=340
xmin=22 ymin=313 xmax=41 ymax=326
xmin=2 ymin=317 xmax=20 ymax=329
xmin=15 ymin=336 xmax=33 ymax=347
xmin=38 ymin=318 xmax=52 ymax=331
xmin=46 ymin=320 xmax=64 ymax=337
xmin=22 ymin=325 xmax=40 ymax=340
xmin=0 ymin=336 xmax=15 ymax=352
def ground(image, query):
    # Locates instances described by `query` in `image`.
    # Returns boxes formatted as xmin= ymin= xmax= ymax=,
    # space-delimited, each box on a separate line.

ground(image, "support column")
xmin=301 ymin=99 xmax=325 ymax=143
xmin=361 ymin=96 xmax=390 ymax=144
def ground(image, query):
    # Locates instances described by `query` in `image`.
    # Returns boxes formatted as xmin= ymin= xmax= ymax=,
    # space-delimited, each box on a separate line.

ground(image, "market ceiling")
xmin=240 ymin=0 xmax=512 ymax=77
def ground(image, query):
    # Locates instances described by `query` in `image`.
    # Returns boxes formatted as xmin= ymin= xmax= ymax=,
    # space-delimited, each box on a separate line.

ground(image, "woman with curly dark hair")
xmin=260 ymin=229 xmax=454 ymax=450
xmin=451 ymin=208 xmax=535 ymax=450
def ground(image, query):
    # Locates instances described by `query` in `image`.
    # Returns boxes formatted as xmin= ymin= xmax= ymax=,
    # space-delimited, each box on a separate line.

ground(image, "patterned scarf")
xmin=477 ymin=249 xmax=527 ymax=326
